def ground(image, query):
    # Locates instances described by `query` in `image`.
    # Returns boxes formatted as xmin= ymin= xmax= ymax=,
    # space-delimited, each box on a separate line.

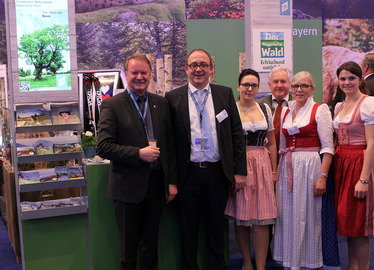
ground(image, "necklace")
xmin=341 ymin=95 xmax=362 ymax=115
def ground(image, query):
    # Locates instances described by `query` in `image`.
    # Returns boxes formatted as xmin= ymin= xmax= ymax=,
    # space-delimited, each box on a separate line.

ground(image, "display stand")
xmin=4 ymin=1 xmax=89 ymax=269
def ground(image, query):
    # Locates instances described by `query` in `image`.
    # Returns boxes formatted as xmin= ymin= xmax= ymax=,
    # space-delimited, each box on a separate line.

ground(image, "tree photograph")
xmin=15 ymin=1 xmax=72 ymax=91
xmin=18 ymin=24 xmax=70 ymax=81
xmin=76 ymin=0 xmax=187 ymax=88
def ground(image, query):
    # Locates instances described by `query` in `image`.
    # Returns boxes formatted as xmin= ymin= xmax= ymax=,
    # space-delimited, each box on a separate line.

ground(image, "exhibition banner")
xmin=15 ymin=0 xmax=71 ymax=91
xmin=252 ymin=29 xmax=292 ymax=72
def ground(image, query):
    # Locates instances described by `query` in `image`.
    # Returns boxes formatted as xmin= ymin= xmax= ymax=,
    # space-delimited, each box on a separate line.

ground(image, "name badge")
xmin=287 ymin=125 xmax=300 ymax=135
xmin=332 ymin=120 xmax=339 ymax=129
xmin=193 ymin=137 xmax=210 ymax=151
xmin=216 ymin=109 xmax=228 ymax=123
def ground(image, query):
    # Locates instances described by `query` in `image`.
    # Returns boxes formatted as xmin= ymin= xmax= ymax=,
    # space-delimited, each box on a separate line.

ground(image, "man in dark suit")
xmin=361 ymin=53 xmax=374 ymax=96
xmin=97 ymin=54 xmax=178 ymax=270
xmin=165 ymin=49 xmax=247 ymax=270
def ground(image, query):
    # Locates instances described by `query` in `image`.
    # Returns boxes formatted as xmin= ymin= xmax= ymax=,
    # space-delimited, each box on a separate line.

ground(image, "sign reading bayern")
xmin=253 ymin=29 xmax=292 ymax=72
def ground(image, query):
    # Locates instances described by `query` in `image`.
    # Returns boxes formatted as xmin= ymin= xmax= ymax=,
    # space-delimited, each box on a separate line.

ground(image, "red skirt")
xmin=333 ymin=145 xmax=369 ymax=236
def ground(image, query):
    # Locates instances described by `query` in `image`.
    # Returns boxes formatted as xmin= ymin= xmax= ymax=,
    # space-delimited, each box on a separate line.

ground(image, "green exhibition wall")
xmin=186 ymin=19 xmax=245 ymax=100
xmin=293 ymin=19 xmax=323 ymax=104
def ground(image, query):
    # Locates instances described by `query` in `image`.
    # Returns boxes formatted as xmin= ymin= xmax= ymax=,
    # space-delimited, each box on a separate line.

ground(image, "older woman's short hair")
xmin=291 ymin=71 xmax=315 ymax=87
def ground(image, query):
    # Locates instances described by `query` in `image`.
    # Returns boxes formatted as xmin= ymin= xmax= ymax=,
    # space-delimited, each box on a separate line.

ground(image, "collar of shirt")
xmin=289 ymin=95 xmax=314 ymax=114
xmin=127 ymin=88 xmax=148 ymax=101
xmin=271 ymin=93 xmax=290 ymax=103
xmin=188 ymin=82 xmax=211 ymax=95
xmin=364 ymin=73 xmax=374 ymax=80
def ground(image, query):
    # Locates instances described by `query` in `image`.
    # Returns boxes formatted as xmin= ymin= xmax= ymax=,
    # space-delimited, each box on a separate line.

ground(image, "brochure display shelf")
xmin=21 ymin=204 xmax=87 ymax=220
xmin=14 ymin=111 xmax=87 ymax=221
xmin=5 ymin=0 xmax=90 ymax=268
xmin=19 ymin=178 xmax=86 ymax=193
xmin=16 ymin=123 xmax=81 ymax=133
xmin=18 ymin=152 xmax=83 ymax=164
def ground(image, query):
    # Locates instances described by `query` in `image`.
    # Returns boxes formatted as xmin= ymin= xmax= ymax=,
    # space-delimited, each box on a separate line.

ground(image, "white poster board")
xmin=252 ymin=29 xmax=292 ymax=72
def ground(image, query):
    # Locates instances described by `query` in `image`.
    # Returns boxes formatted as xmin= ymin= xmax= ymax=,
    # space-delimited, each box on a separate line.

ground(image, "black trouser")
xmin=178 ymin=164 xmax=229 ymax=270
xmin=115 ymin=170 xmax=164 ymax=270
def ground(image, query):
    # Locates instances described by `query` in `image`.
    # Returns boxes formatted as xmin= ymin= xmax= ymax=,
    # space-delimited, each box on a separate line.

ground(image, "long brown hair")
xmin=336 ymin=61 xmax=369 ymax=95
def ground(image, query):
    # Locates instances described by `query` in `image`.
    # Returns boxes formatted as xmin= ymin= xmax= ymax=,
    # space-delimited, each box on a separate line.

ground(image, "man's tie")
xmin=197 ymin=90 xmax=215 ymax=159
xmin=273 ymin=99 xmax=284 ymax=148
xmin=137 ymin=96 xmax=146 ymax=115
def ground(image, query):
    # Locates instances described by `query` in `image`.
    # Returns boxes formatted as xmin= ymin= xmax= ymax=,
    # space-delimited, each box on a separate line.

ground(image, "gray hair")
xmin=363 ymin=53 xmax=374 ymax=70
xmin=268 ymin=66 xmax=292 ymax=82
xmin=291 ymin=71 xmax=315 ymax=87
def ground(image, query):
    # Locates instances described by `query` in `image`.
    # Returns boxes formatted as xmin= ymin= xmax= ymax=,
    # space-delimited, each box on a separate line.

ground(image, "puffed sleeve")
xmin=264 ymin=103 xmax=274 ymax=131
xmin=334 ymin=102 xmax=343 ymax=118
xmin=316 ymin=104 xmax=334 ymax=155
xmin=360 ymin=96 xmax=374 ymax=125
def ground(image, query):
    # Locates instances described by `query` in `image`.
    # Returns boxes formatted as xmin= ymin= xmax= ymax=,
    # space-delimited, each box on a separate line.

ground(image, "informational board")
xmin=15 ymin=0 xmax=71 ymax=92
xmin=6 ymin=0 xmax=78 ymax=103
xmin=252 ymin=29 xmax=292 ymax=72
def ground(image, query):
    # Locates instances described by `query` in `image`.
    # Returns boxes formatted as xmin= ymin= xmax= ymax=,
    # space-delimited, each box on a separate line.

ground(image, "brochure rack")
xmin=13 ymin=101 xmax=87 ymax=221
xmin=5 ymin=1 xmax=89 ymax=269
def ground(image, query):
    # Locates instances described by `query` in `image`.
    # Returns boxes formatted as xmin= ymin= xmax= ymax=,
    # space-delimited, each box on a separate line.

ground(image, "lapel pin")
xmin=153 ymin=105 xmax=156 ymax=108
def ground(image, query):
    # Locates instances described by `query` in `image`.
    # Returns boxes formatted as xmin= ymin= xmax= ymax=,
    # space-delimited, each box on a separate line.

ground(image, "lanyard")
xmin=188 ymin=87 xmax=209 ymax=129
xmin=128 ymin=90 xmax=149 ymax=137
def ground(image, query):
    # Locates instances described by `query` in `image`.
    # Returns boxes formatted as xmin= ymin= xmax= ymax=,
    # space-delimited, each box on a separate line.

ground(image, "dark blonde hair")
xmin=124 ymin=54 xmax=152 ymax=72
xmin=186 ymin=48 xmax=213 ymax=65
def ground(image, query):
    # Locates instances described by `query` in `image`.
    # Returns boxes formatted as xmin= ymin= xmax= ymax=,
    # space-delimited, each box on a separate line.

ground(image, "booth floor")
xmin=1 ymin=214 xmax=374 ymax=270
xmin=0 ymin=215 xmax=21 ymax=270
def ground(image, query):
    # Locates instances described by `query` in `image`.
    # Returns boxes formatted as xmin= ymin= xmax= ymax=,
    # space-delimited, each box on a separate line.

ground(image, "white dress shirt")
xmin=279 ymin=96 xmax=334 ymax=155
xmin=188 ymin=82 xmax=220 ymax=162
xmin=271 ymin=93 xmax=291 ymax=115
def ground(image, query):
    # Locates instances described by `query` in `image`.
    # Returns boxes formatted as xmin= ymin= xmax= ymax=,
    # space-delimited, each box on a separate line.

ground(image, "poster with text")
xmin=15 ymin=0 xmax=71 ymax=92
xmin=252 ymin=29 xmax=292 ymax=72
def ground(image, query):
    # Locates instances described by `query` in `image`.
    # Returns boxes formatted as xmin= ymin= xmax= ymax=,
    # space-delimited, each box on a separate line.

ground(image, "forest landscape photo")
xmin=75 ymin=0 xmax=187 ymax=88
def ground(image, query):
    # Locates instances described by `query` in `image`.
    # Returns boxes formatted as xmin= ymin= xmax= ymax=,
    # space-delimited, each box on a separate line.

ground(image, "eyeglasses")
xmin=291 ymin=84 xmax=312 ymax=91
xmin=239 ymin=83 xmax=259 ymax=90
xmin=186 ymin=62 xmax=211 ymax=70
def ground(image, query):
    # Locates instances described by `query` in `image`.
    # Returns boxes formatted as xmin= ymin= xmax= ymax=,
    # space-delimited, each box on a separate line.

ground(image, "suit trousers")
xmin=178 ymin=163 xmax=229 ymax=270
xmin=114 ymin=170 xmax=165 ymax=270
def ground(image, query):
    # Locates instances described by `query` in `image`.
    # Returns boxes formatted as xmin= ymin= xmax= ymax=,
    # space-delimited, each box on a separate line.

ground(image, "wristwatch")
xmin=320 ymin=172 xmax=327 ymax=178
xmin=360 ymin=179 xmax=369 ymax=184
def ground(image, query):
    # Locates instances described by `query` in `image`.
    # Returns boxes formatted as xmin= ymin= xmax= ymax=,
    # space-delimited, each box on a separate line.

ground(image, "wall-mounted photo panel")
xmin=7 ymin=0 xmax=78 ymax=103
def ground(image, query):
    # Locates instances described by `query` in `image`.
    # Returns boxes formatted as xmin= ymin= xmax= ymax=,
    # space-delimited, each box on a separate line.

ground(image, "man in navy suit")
xmin=361 ymin=53 xmax=374 ymax=96
xmin=166 ymin=49 xmax=247 ymax=270
xmin=97 ymin=54 xmax=178 ymax=270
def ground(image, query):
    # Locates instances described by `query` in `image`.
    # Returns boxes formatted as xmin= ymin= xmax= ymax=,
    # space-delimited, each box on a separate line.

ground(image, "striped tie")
xmin=273 ymin=99 xmax=284 ymax=148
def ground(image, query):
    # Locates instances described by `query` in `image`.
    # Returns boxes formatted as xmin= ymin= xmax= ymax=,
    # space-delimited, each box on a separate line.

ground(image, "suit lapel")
xmin=268 ymin=95 xmax=275 ymax=114
xmin=122 ymin=91 xmax=148 ymax=140
xmin=148 ymin=94 xmax=159 ymax=140
xmin=180 ymin=86 xmax=191 ymax=144
xmin=211 ymin=86 xmax=221 ymax=136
